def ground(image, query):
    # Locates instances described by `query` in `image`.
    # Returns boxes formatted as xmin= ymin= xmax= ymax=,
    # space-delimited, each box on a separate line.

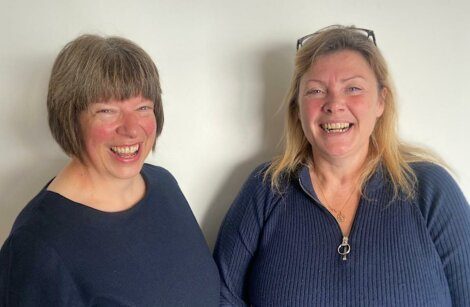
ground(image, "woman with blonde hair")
xmin=214 ymin=25 xmax=470 ymax=306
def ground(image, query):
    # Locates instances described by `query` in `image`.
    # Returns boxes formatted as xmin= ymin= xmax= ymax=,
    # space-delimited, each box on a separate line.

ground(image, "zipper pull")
xmin=338 ymin=236 xmax=351 ymax=261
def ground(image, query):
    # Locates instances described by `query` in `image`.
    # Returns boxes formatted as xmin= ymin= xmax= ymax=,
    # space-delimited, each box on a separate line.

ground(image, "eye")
xmin=305 ymin=88 xmax=325 ymax=96
xmin=347 ymin=86 xmax=362 ymax=94
xmin=96 ymin=109 xmax=114 ymax=114
xmin=136 ymin=105 xmax=155 ymax=115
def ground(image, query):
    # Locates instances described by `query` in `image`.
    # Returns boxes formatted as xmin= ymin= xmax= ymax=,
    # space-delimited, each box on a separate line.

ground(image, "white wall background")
xmin=1 ymin=0 xmax=469 ymax=248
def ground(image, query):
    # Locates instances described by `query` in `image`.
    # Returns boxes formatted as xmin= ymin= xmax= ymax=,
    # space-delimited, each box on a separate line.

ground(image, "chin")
xmin=108 ymin=161 xmax=146 ymax=180
xmin=315 ymin=144 xmax=351 ymax=157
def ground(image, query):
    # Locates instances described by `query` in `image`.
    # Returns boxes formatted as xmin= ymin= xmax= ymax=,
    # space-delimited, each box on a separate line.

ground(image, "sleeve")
xmin=0 ymin=229 xmax=83 ymax=306
xmin=213 ymin=167 xmax=277 ymax=306
xmin=416 ymin=164 xmax=470 ymax=306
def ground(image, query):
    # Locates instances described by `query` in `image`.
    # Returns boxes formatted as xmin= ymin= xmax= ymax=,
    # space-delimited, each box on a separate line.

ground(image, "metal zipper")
xmin=338 ymin=236 xmax=351 ymax=261
xmin=298 ymin=177 xmax=352 ymax=261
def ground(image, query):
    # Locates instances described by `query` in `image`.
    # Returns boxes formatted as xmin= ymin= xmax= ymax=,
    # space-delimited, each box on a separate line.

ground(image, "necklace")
xmin=313 ymin=171 xmax=357 ymax=224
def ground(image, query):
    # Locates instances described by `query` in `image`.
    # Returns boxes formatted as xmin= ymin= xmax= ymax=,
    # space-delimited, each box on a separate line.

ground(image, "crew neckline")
xmin=42 ymin=167 xmax=151 ymax=217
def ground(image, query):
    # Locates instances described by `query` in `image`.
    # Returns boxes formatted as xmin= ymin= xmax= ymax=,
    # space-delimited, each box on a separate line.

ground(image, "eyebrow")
xmin=341 ymin=75 xmax=366 ymax=82
xmin=304 ymin=75 xmax=366 ymax=84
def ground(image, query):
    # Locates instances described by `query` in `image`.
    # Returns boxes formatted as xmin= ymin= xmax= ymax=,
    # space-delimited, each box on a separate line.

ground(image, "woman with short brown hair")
xmin=0 ymin=34 xmax=219 ymax=306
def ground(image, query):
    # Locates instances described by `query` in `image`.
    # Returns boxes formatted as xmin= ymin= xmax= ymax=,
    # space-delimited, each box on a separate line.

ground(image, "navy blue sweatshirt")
xmin=0 ymin=164 xmax=219 ymax=306
xmin=214 ymin=162 xmax=470 ymax=306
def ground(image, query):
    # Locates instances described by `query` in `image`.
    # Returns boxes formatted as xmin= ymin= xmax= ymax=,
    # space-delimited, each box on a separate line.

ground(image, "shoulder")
xmin=1 ymin=228 xmax=52 ymax=261
xmin=236 ymin=162 xmax=278 ymax=201
xmin=412 ymin=162 xmax=454 ymax=184
xmin=411 ymin=162 xmax=465 ymax=200
xmin=6 ymin=191 xmax=66 ymax=260
xmin=142 ymin=163 xmax=180 ymax=188
xmin=242 ymin=162 xmax=272 ymax=189
xmin=142 ymin=163 xmax=176 ymax=181
xmin=141 ymin=163 xmax=191 ymax=208
xmin=11 ymin=189 xmax=54 ymax=234
xmin=411 ymin=162 xmax=469 ymax=219
xmin=225 ymin=162 xmax=284 ymax=223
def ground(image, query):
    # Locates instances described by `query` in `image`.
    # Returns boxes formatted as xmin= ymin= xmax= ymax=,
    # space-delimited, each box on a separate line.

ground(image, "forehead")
xmin=88 ymin=94 xmax=153 ymax=105
xmin=304 ymin=50 xmax=376 ymax=81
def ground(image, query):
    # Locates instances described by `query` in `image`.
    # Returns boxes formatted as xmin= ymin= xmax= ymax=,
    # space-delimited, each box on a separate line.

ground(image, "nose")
xmin=116 ymin=112 xmax=139 ymax=138
xmin=322 ymin=93 xmax=346 ymax=114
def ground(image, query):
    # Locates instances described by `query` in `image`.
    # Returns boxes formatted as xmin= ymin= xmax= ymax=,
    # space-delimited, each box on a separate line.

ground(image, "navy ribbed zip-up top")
xmin=214 ymin=162 xmax=470 ymax=306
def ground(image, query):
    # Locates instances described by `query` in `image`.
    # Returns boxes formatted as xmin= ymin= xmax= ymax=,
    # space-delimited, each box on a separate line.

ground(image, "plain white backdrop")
xmin=1 ymin=0 xmax=469 ymax=248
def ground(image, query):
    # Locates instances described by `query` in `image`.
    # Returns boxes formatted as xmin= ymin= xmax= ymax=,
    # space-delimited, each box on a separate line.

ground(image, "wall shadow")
xmin=201 ymin=44 xmax=295 ymax=249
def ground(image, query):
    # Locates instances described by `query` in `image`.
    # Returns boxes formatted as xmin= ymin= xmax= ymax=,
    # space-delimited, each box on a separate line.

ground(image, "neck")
xmin=309 ymin=149 xmax=366 ymax=236
xmin=310 ymin=151 xmax=366 ymax=188
xmin=48 ymin=158 xmax=145 ymax=212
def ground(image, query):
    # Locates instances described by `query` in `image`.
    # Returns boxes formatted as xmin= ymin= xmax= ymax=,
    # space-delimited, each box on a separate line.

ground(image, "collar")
xmin=296 ymin=163 xmax=385 ymax=197
xmin=298 ymin=165 xmax=318 ymax=199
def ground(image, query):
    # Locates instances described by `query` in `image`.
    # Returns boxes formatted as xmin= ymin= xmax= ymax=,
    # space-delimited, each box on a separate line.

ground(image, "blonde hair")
xmin=266 ymin=25 xmax=439 ymax=200
xmin=47 ymin=34 xmax=163 ymax=162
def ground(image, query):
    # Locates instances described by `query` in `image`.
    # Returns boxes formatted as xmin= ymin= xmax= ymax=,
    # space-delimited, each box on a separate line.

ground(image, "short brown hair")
xmin=47 ymin=34 xmax=163 ymax=161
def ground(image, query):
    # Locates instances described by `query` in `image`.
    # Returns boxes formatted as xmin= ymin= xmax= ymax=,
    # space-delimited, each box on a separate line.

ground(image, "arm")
xmin=213 ymin=167 xmax=278 ymax=306
xmin=416 ymin=164 xmax=470 ymax=306
xmin=0 ymin=229 xmax=83 ymax=306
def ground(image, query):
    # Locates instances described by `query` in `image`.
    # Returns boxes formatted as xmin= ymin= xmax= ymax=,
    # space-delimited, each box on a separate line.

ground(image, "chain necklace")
xmin=313 ymin=172 xmax=357 ymax=224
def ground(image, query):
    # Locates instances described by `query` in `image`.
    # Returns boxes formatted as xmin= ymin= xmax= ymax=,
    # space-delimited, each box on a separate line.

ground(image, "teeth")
xmin=111 ymin=144 xmax=139 ymax=155
xmin=321 ymin=123 xmax=351 ymax=133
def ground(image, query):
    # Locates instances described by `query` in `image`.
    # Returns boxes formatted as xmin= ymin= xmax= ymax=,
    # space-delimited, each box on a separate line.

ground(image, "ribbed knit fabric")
xmin=0 ymin=164 xmax=220 ymax=306
xmin=213 ymin=162 xmax=470 ymax=306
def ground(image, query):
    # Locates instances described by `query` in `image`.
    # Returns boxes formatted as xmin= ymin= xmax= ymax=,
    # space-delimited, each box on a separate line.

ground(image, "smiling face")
xmin=79 ymin=95 xmax=157 ymax=181
xmin=298 ymin=50 xmax=385 ymax=163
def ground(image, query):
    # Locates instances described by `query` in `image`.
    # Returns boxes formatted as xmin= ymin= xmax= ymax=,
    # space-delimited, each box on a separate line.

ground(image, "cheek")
xmin=298 ymin=103 xmax=320 ymax=142
xmin=83 ymin=123 xmax=115 ymax=147
xmin=142 ymin=116 xmax=157 ymax=137
xmin=299 ymin=101 xmax=321 ymax=125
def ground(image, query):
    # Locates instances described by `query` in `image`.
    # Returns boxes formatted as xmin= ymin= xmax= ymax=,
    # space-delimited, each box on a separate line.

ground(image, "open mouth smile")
xmin=320 ymin=123 xmax=353 ymax=133
xmin=110 ymin=144 xmax=140 ymax=158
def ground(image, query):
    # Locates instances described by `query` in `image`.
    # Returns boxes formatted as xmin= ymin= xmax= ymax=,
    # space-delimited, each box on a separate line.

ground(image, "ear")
xmin=376 ymin=87 xmax=387 ymax=117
